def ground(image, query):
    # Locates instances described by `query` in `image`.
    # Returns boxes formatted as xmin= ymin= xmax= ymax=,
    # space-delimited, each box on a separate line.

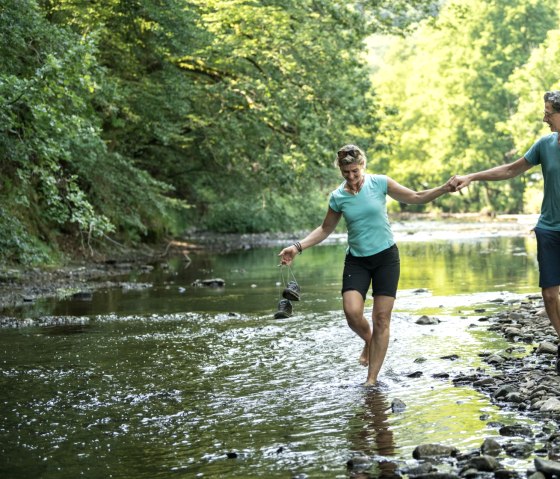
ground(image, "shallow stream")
xmin=0 ymin=224 xmax=546 ymax=478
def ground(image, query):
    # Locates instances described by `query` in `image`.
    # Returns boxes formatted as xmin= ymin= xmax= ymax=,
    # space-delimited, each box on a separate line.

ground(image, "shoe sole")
xmin=282 ymin=291 xmax=300 ymax=301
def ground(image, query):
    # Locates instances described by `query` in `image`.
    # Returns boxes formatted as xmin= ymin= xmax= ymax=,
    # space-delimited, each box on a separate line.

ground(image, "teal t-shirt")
xmin=524 ymin=133 xmax=560 ymax=231
xmin=328 ymin=174 xmax=395 ymax=256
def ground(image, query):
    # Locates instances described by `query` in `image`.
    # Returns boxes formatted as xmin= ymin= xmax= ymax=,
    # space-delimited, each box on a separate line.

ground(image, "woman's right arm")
xmin=278 ymin=207 xmax=342 ymax=265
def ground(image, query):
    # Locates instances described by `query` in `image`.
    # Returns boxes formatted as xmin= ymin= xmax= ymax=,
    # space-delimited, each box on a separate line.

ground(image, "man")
xmin=454 ymin=90 xmax=560 ymax=372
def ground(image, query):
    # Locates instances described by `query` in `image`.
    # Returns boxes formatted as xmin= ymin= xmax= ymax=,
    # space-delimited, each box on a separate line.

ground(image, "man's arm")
xmin=455 ymin=157 xmax=533 ymax=191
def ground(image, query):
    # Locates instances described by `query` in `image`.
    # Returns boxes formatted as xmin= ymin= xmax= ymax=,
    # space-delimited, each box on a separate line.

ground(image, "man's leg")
xmin=343 ymin=290 xmax=371 ymax=366
xmin=366 ymin=295 xmax=395 ymax=386
xmin=542 ymin=286 xmax=560 ymax=374
xmin=542 ymin=286 xmax=560 ymax=336
xmin=534 ymin=228 xmax=560 ymax=370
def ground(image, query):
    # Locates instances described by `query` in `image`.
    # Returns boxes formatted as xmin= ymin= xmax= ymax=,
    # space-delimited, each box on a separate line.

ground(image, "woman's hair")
xmin=544 ymin=90 xmax=560 ymax=112
xmin=336 ymin=144 xmax=367 ymax=168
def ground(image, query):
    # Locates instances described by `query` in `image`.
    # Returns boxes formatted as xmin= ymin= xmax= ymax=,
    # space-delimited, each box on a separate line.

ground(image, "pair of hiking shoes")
xmin=274 ymin=281 xmax=300 ymax=319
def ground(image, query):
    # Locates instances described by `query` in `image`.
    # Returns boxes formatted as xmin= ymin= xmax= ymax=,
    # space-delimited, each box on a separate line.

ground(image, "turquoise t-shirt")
xmin=524 ymin=133 xmax=560 ymax=231
xmin=328 ymin=174 xmax=395 ymax=256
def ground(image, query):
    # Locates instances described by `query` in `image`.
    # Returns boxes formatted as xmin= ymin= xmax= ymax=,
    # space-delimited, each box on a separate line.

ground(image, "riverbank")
xmin=347 ymin=293 xmax=560 ymax=479
xmin=413 ymin=294 xmax=560 ymax=479
xmin=0 ymin=213 xmax=539 ymax=308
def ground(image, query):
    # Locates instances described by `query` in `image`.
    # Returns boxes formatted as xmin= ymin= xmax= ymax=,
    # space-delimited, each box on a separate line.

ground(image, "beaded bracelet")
xmin=293 ymin=242 xmax=303 ymax=254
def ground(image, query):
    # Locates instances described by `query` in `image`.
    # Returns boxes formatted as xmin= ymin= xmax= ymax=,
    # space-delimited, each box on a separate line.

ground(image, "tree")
xmin=0 ymin=0 xmax=182 ymax=264
xmin=372 ymin=0 xmax=558 ymax=213
xmin=1 ymin=0 xmax=441 ymax=264
xmin=41 ymin=0 xmax=438 ymax=233
xmin=503 ymin=27 xmax=560 ymax=212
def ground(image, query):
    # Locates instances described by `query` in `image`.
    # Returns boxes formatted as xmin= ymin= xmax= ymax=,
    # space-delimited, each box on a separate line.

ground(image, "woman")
xmin=278 ymin=144 xmax=456 ymax=386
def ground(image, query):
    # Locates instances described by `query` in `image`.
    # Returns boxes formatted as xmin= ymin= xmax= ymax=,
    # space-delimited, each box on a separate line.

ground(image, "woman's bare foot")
xmin=359 ymin=342 xmax=369 ymax=366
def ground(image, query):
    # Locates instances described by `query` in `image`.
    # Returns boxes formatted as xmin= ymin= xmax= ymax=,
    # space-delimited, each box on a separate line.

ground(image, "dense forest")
xmin=1 ymin=0 xmax=559 ymax=265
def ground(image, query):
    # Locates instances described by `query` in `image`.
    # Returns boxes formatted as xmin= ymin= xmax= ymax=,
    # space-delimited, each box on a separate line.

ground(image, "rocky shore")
xmin=0 ymin=238 xmax=203 ymax=314
xmin=348 ymin=294 xmax=560 ymax=479
xmin=0 ymin=259 xmax=151 ymax=315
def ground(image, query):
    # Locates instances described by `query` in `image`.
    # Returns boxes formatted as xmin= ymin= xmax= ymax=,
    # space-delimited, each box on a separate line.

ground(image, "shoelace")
xmin=279 ymin=263 xmax=298 ymax=289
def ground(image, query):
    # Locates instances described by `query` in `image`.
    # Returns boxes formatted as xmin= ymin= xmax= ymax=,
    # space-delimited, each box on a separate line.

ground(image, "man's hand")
xmin=452 ymin=175 xmax=472 ymax=191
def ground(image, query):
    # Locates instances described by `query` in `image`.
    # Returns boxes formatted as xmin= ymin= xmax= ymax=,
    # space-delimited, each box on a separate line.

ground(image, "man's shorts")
xmin=535 ymin=227 xmax=560 ymax=288
xmin=341 ymin=244 xmax=400 ymax=300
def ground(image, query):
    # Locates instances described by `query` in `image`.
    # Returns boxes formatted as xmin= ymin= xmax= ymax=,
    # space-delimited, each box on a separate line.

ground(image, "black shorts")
xmin=342 ymin=244 xmax=401 ymax=300
xmin=535 ymin=227 xmax=560 ymax=288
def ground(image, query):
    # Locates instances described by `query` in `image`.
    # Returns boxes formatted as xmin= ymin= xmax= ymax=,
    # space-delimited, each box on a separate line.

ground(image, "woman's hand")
xmin=278 ymin=245 xmax=298 ymax=265
xmin=452 ymin=175 xmax=472 ymax=191
xmin=443 ymin=175 xmax=460 ymax=192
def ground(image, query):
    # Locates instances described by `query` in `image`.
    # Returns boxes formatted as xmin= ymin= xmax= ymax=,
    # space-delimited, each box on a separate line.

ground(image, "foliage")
xmin=0 ymin=207 xmax=53 ymax=265
xmin=503 ymin=28 xmax=560 ymax=154
xmin=6 ymin=0 xmax=560 ymax=266
xmin=502 ymin=27 xmax=560 ymax=213
xmin=28 ymin=0 xmax=438 ymax=240
xmin=371 ymin=0 xmax=559 ymax=213
xmin=1 ymin=0 xmax=439 ymax=265
xmin=0 ymin=0 xmax=184 ymax=264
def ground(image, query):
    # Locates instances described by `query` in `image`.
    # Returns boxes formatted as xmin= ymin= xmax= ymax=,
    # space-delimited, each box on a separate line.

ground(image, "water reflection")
xmin=360 ymin=390 xmax=395 ymax=458
xmin=5 ymin=235 xmax=539 ymax=321
xmin=350 ymin=389 xmax=398 ymax=478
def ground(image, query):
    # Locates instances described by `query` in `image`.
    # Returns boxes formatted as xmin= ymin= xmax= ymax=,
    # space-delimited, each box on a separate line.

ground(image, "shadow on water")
xmin=0 ymin=233 xmax=544 ymax=478
xmin=348 ymin=389 xmax=398 ymax=478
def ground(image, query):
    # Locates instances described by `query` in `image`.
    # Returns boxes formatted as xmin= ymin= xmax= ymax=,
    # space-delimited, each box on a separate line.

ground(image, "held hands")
xmin=452 ymin=175 xmax=472 ymax=191
xmin=443 ymin=175 xmax=472 ymax=193
xmin=442 ymin=175 xmax=458 ymax=192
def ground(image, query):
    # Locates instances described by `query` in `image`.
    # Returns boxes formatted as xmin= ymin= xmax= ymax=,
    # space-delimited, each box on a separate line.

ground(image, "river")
xmin=0 ymin=218 xmax=544 ymax=478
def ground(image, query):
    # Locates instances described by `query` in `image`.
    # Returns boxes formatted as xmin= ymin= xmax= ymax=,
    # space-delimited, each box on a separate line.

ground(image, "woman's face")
xmin=339 ymin=162 xmax=364 ymax=185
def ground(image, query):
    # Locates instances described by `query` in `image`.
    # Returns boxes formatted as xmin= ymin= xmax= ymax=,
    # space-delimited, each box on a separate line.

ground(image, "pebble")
xmin=416 ymin=315 xmax=441 ymax=325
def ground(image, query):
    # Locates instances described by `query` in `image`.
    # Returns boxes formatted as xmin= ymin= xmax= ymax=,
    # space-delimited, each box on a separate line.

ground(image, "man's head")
xmin=543 ymin=90 xmax=560 ymax=132
xmin=544 ymin=91 xmax=560 ymax=111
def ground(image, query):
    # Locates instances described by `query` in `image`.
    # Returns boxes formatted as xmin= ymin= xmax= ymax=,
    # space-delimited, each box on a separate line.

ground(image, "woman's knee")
xmin=372 ymin=310 xmax=392 ymax=330
xmin=344 ymin=307 xmax=364 ymax=327
xmin=343 ymin=291 xmax=365 ymax=317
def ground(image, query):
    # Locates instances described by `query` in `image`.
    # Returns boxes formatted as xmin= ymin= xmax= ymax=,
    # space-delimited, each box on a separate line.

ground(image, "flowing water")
xmin=0 ymin=223 xmax=546 ymax=478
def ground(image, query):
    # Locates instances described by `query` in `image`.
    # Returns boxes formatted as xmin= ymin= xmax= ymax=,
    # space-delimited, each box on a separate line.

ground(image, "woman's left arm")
xmin=387 ymin=176 xmax=456 ymax=205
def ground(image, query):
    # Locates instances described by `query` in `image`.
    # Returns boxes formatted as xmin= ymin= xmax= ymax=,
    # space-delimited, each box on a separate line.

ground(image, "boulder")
xmin=416 ymin=315 xmax=441 ymax=325
xmin=534 ymin=458 xmax=560 ymax=476
xmin=537 ymin=341 xmax=557 ymax=355
xmin=540 ymin=397 xmax=560 ymax=413
xmin=481 ymin=438 xmax=502 ymax=456
xmin=412 ymin=444 xmax=458 ymax=459
xmin=499 ymin=424 xmax=533 ymax=438
xmin=467 ymin=455 xmax=500 ymax=471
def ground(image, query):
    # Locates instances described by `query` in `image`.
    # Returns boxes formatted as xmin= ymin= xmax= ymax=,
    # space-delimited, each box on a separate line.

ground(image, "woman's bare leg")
xmin=365 ymin=295 xmax=395 ymax=386
xmin=343 ymin=290 xmax=371 ymax=366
